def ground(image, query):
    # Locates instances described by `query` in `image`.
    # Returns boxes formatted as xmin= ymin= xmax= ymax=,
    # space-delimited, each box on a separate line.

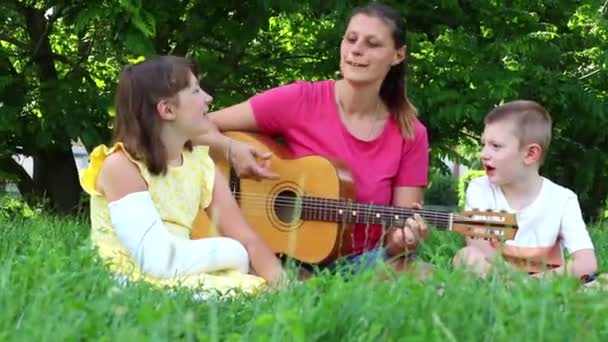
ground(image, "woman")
xmin=80 ymin=55 xmax=285 ymax=296
xmin=197 ymin=3 xmax=429 ymax=272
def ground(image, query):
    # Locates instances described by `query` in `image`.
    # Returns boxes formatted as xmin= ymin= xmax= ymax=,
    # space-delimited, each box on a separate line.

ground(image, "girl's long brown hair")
xmin=112 ymin=55 xmax=196 ymax=175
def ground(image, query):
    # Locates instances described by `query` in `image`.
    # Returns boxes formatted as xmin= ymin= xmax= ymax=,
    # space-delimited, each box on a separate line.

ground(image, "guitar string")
xmin=228 ymin=192 xmax=452 ymax=220
xmin=202 ymin=195 xmax=510 ymax=237
xmin=230 ymin=193 xmax=464 ymax=219
xmin=221 ymin=192 xmax=512 ymax=225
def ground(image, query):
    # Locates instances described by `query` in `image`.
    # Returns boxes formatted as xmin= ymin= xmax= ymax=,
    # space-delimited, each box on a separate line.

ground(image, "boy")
xmin=452 ymin=100 xmax=597 ymax=281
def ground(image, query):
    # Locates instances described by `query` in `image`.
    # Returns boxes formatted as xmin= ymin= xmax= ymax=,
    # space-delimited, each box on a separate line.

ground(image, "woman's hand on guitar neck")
xmin=385 ymin=202 xmax=428 ymax=257
xmin=227 ymin=138 xmax=279 ymax=180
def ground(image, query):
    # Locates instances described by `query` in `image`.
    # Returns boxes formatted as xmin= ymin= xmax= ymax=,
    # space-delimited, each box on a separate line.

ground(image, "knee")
xmin=221 ymin=237 xmax=250 ymax=273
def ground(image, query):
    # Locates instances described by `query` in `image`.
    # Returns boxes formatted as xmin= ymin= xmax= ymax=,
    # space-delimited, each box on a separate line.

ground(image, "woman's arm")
xmin=207 ymin=101 xmax=259 ymax=132
xmin=384 ymin=122 xmax=430 ymax=256
xmin=206 ymin=166 xmax=285 ymax=285
xmin=393 ymin=186 xmax=424 ymax=206
xmin=192 ymin=102 xmax=278 ymax=179
xmin=191 ymin=101 xmax=259 ymax=146
xmin=195 ymin=82 xmax=305 ymax=179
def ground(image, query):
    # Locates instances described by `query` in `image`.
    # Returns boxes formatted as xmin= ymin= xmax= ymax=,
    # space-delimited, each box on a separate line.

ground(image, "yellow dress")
xmin=80 ymin=142 xmax=266 ymax=297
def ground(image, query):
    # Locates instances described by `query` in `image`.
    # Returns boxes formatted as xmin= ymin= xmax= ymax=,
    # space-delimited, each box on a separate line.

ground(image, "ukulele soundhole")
xmin=274 ymin=190 xmax=302 ymax=224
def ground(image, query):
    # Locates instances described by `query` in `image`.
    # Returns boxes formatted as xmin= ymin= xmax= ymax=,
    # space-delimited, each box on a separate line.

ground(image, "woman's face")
xmin=339 ymin=14 xmax=405 ymax=85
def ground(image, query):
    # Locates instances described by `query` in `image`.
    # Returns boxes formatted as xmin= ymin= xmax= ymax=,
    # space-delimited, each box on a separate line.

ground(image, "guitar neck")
xmin=300 ymin=196 xmax=453 ymax=230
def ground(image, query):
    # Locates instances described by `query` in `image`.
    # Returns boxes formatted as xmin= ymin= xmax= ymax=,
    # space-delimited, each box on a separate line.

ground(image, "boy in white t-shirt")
xmin=453 ymin=100 xmax=598 ymax=281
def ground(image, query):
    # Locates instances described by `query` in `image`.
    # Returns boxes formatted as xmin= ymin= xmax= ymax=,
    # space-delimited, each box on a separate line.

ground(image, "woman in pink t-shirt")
xmin=198 ymin=3 xmax=430 ymax=273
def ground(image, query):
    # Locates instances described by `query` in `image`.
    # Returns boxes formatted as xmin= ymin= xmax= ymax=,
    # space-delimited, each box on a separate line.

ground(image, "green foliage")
xmin=403 ymin=0 xmax=608 ymax=220
xmin=424 ymin=171 xmax=459 ymax=208
xmin=458 ymin=170 xmax=487 ymax=208
xmin=1 ymin=0 xmax=607 ymax=218
xmin=0 ymin=196 xmax=36 ymax=220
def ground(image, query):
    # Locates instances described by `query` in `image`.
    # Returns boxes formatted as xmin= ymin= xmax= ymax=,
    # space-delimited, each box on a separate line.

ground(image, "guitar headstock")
xmin=451 ymin=209 xmax=518 ymax=241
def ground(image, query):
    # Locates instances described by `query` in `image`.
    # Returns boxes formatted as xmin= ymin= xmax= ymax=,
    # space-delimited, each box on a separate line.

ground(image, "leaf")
xmin=123 ymin=27 xmax=155 ymax=55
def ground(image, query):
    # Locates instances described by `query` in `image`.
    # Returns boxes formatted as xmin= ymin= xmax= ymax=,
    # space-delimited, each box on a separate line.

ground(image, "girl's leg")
xmin=137 ymin=235 xmax=251 ymax=278
xmin=183 ymin=236 xmax=250 ymax=274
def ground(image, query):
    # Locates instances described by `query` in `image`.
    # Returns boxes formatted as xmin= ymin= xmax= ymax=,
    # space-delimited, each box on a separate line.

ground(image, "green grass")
xmin=2 ymin=215 xmax=608 ymax=341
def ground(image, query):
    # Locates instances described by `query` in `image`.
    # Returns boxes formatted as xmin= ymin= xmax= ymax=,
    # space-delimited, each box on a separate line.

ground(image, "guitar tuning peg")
xmin=485 ymin=208 xmax=493 ymax=212
xmin=499 ymin=210 xmax=508 ymax=213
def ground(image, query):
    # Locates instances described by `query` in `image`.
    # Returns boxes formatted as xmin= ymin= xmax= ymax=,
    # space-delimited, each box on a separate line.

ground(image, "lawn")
xmin=1 ymin=214 xmax=607 ymax=341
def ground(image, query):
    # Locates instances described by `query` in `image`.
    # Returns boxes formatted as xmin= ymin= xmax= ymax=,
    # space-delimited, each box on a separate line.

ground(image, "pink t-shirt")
xmin=250 ymin=80 xmax=429 ymax=255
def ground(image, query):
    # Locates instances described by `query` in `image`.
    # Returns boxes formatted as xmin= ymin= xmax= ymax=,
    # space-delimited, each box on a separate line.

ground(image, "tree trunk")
xmin=32 ymin=144 xmax=82 ymax=214
xmin=22 ymin=5 xmax=58 ymax=80
xmin=20 ymin=4 xmax=82 ymax=214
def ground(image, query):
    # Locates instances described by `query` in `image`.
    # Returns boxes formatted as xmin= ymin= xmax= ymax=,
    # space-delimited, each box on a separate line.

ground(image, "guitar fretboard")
xmin=297 ymin=196 xmax=452 ymax=229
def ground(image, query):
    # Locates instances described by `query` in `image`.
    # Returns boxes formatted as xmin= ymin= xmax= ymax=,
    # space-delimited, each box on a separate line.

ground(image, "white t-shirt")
xmin=465 ymin=176 xmax=594 ymax=255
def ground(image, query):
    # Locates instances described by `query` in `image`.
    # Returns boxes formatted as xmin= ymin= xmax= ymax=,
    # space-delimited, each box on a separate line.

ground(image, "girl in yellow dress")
xmin=80 ymin=55 xmax=285 ymax=297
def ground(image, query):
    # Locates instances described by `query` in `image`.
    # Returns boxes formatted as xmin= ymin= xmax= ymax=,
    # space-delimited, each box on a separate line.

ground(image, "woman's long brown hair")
xmin=350 ymin=3 xmax=418 ymax=139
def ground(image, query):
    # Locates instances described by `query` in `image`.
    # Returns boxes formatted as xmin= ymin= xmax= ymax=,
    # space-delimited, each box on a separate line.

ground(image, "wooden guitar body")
xmin=191 ymin=132 xmax=357 ymax=264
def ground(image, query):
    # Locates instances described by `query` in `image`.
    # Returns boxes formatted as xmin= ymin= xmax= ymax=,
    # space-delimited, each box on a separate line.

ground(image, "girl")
xmin=80 ymin=55 xmax=285 ymax=295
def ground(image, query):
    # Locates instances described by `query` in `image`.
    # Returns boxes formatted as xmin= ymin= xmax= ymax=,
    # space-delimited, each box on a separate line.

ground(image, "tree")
xmin=1 ymin=0 xmax=607 ymax=220
xmin=0 ymin=0 xmax=346 ymax=213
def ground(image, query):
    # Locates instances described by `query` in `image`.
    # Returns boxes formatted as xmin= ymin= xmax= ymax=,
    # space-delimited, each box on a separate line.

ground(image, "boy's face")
xmin=480 ymin=120 xmax=530 ymax=185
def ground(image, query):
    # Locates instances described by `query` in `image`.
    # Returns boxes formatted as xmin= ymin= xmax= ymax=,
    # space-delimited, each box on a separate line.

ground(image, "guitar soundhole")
xmin=274 ymin=190 xmax=302 ymax=224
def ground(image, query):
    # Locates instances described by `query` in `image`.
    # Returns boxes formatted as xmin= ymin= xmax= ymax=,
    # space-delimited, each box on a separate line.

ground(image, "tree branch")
xmin=52 ymin=53 xmax=72 ymax=65
xmin=75 ymin=31 xmax=96 ymax=66
xmin=197 ymin=39 xmax=230 ymax=55
xmin=270 ymin=54 xmax=324 ymax=61
xmin=579 ymin=68 xmax=601 ymax=81
xmin=30 ymin=17 xmax=51 ymax=61
xmin=0 ymin=54 xmax=20 ymax=77
xmin=458 ymin=129 xmax=480 ymax=142
xmin=0 ymin=33 xmax=29 ymax=50
xmin=20 ymin=4 xmax=65 ymax=62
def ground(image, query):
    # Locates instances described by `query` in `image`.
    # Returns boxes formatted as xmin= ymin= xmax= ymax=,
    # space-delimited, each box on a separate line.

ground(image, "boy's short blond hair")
xmin=485 ymin=100 xmax=552 ymax=164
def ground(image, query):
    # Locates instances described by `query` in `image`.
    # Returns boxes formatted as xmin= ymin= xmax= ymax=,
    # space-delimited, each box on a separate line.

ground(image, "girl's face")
xmin=339 ymin=14 xmax=405 ymax=85
xmin=170 ymin=72 xmax=214 ymax=138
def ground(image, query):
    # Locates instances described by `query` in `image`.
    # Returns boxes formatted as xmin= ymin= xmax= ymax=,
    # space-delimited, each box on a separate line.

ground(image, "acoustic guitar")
xmin=191 ymin=131 xmax=518 ymax=264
